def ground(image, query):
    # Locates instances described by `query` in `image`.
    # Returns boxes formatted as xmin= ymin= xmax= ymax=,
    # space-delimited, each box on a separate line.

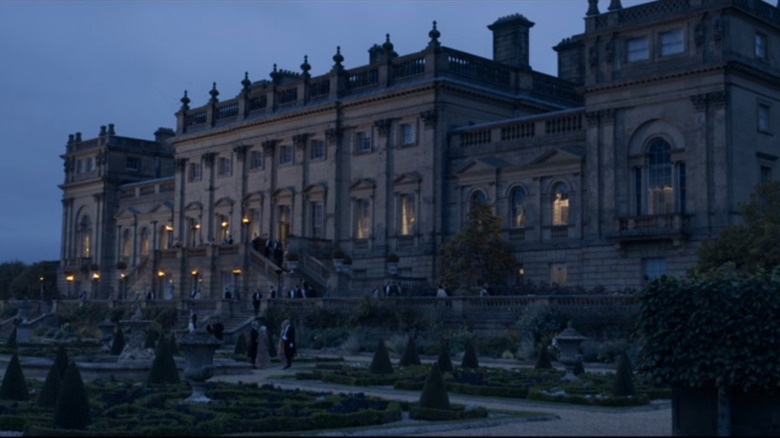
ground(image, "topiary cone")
xmin=369 ymin=339 xmax=394 ymax=374
xmin=534 ymin=343 xmax=553 ymax=369
xmin=54 ymin=361 xmax=91 ymax=429
xmin=461 ymin=340 xmax=479 ymax=369
xmin=169 ymin=332 xmax=179 ymax=355
xmin=418 ymin=362 xmax=450 ymax=410
xmin=54 ymin=344 xmax=69 ymax=378
xmin=147 ymin=333 xmax=180 ymax=385
xmin=399 ymin=336 xmax=421 ymax=367
xmin=110 ymin=327 xmax=126 ymax=355
xmin=37 ymin=361 xmax=61 ymax=408
xmin=612 ymin=351 xmax=636 ymax=397
xmin=0 ymin=353 xmax=28 ymax=401
xmin=437 ymin=340 xmax=453 ymax=373
xmin=6 ymin=326 xmax=17 ymax=349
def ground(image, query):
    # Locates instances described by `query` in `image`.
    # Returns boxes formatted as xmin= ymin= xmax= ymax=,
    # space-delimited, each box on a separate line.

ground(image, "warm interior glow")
xmin=191 ymin=270 xmax=198 ymax=276
xmin=65 ymin=275 xmax=74 ymax=282
xmin=92 ymin=273 xmax=100 ymax=280
xmin=165 ymin=224 xmax=173 ymax=231
xmin=194 ymin=224 xmax=200 ymax=230
xmin=120 ymin=273 xmax=126 ymax=278
xmin=242 ymin=217 xmax=250 ymax=223
xmin=157 ymin=271 xmax=165 ymax=277
xmin=39 ymin=276 xmax=44 ymax=282
xmin=232 ymin=268 xmax=242 ymax=275
xmin=221 ymin=221 xmax=228 ymax=228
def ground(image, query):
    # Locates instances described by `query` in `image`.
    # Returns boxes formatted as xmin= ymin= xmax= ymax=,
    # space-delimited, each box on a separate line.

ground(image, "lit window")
xmin=279 ymin=145 xmax=293 ymax=165
xmin=550 ymin=263 xmax=567 ymax=285
xmin=627 ymin=37 xmax=649 ymax=62
xmin=756 ymin=32 xmax=767 ymax=60
xmin=401 ymin=123 xmax=415 ymax=145
xmin=758 ymin=104 xmax=771 ymax=132
xmin=311 ymin=202 xmax=324 ymax=238
xmin=648 ymin=139 xmax=673 ymax=214
xmin=511 ymin=187 xmax=526 ymax=228
xmin=249 ymin=150 xmax=263 ymax=170
xmin=140 ymin=227 xmax=149 ymax=256
xmin=552 ymin=183 xmax=569 ymax=225
xmin=355 ymin=199 xmax=371 ymax=239
xmin=122 ymin=229 xmax=131 ymax=257
xmin=659 ymin=30 xmax=684 ymax=56
xmin=310 ymin=140 xmax=325 ymax=160
xmin=278 ymin=205 xmax=291 ymax=241
xmin=218 ymin=157 xmax=232 ymax=176
xmin=643 ymin=258 xmax=666 ymax=281
xmin=189 ymin=162 xmax=202 ymax=181
xmin=356 ymin=132 xmax=371 ymax=152
xmin=126 ymin=157 xmax=139 ymax=171
xmin=400 ymin=194 xmax=416 ymax=236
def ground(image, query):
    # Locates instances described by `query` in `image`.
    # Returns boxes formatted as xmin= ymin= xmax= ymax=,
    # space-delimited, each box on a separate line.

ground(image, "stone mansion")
xmin=58 ymin=0 xmax=780 ymax=300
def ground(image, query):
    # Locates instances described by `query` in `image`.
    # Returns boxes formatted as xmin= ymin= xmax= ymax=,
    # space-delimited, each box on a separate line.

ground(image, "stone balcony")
xmin=609 ymin=214 xmax=690 ymax=248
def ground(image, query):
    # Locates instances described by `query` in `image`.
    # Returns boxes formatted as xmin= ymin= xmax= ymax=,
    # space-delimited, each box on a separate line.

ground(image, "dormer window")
xmin=659 ymin=30 xmax=684 ymax=56
xmin=126 ymin=157 xmax=139 ymax=171
xmin=627 ymin=37 xmax=649 ymax=62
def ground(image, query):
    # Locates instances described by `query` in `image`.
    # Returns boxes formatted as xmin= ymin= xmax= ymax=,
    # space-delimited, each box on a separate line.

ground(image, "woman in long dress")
xmin=255 ymin=325 xmax=271 ymax=369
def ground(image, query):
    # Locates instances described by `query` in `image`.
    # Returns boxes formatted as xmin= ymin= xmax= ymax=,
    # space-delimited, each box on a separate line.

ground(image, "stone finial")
xmin=587 ymin=0 xmax=600 ymax=16
xmin=209 ymin=82 xmax=219 ymax=103
xmin=383 ymin=33 xmax=393 ymax=52
xmin=99 ymin=125 xmax=107 ymax=136
xmin=300 ymin=55 xmax=311 ymax=77
xmin=332 ymin=46 xmax=344 ymax=67
xmin=608 ymin=0 xmax=622 ymax=10
xmin=241 ymin=72 xmax=251 ymax=91
xmin=180 ymin=90 xmax=190 ymax=111
xmin=107 ymin=123 xmax=115 ymax=135
xmin=75 ymin=132 xmax=82 ymax=142
xmin=428 ymin=21 xmax=441 ymax=48
xmin=67 ymin=134 xmax=74 ymax=145
xmin=270 ymin=63 xmax=280 ymax=84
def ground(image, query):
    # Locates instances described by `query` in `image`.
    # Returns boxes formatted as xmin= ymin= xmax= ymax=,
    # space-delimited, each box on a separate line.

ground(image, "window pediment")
xmin=184 ymin=201 xmax=203 ymax=212
xmin=530 ymin=148 xmax=584 ymax=165
xmin=214 ymin=197 xmax=235 ymax=208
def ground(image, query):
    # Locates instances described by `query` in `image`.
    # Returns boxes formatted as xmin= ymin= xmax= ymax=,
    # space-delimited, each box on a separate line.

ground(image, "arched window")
xmin=399 ymin=194 xmax=415 ymax=236
xmin=510 ymin=187 xmax=526 ymax=228
xmin=470 ymin=190 xmax=486 ymax=212
xmin=140 ymin=227 xmax=150 ymax=256
xmin=277 ymin=206 xmax=291 ymax=244
xmin=122 ymin=229 xmax=132 ymax=258
xmin=77 ymin=216 xmax=91 ymax=258
xmin=552 ymin=183 xmax=569 ymax=226
xmin=647 ymin=139 xmax=673 ymax=214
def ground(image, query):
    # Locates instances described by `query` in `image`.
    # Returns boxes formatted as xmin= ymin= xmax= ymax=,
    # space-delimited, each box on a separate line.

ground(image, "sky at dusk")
xmin=0 ymin=0 xmax=650 ymax=265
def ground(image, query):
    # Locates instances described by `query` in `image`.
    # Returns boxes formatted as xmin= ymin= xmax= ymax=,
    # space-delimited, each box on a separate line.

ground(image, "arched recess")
xmin=243 ymin=191 xmax=265 ymax=241
xmin=272 ymin=187 xmax=296 ymax=244
xmin=184 ymin=201 xmax=204 ymax=247
xmin=505 ymin=183 xmax=531 ymax=229
xmin=214 ymin=197 xmax=235 ymax=243
xmin=302 ymin=183 xmax=327 ymax=239
xmin=393 ymin=172 xmax=422 ymax=238
xmin=350 ymin=178 xmax=376 ymax=242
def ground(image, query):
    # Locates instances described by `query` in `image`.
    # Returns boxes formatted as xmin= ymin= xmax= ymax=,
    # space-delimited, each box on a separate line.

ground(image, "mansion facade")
xmin=59 ymin=0 xmax=780 ymax=300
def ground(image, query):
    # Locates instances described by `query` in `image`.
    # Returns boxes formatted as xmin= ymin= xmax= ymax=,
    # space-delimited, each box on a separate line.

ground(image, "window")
xmin=648 ymin=139 xmax=673 ymax=214
xmin=122 ymin=229 xmax=131 ymax=258
xmin=761 ymin=165 xmax=773 ymax=183
xmin=218 ymin=156 xmax=232 ymax=176
xmin=218 ymin=214 xmax=230 ymax=242
xmin=277 ymin=205 xmax=291 ymax=243
xmin=78 ymin=216 xmax=91 ymax=258
xmin=643 ymin=257 xmax=667 ymax=281
xmin=552 ymin=183 xmax=569 ymax=225
xmin=627 ymin=37 xmax=649 ymax=62
xmin=140 ymin=227 xmax=149 ymax=256
xmin=399 ymin=194 xmax=416 ymax=236
xmin=510 ymin=187 xmax=526 ymax=228
xmin=249 ymin=150 xmax=263 ymax=170
xmin=126 ymin=157 xmax=139 ymax=171
xmin=77 ymin=159 xmax=84 ymax=174
xmin=188 ymin=218 xmax=200 ymax=247
xmin=310 ymin=202 xmax=324 ymax=238
xmin=86 ymin=157 xmax=95 ymax=171
xmin=356 ymin=132 xmax=371 ymax=152
xmin=659 ymin=30 xmax=684 ymax=56
xmin=550 ymin=263 xmax=567 ymax=285
xmin=756 ymin=32 xmax=767 ymax=60
xmin=758 ymin=104 xmax=771 ymax=133
xmin=401 ymin=123 xmax=416 ymax=145
xmin=279 ymin=145 xmax=293 ymax=165
xmin=310 ymin=140 xmax=325 ymax=160
xmin=355 ymin=199 xmax=371 ymax=239
xmin=189 ymin=162 xmax=202 ymax=181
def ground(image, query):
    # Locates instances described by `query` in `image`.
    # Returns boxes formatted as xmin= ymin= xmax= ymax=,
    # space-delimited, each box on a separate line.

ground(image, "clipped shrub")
xmin=54 ymin=344 xmax=70 ymax=378
xmin=612 ymin=351 xmax=635 ymax=397
xmin=234 ymin=332 xmax=248 ymax=356
xmin=418 ymin=363 xmax=450 ymax=410
xmin=54 ymin=361 xmax=91 ymax=429
xmin=37 ymin=361 xmax=62 ymax=408
xmin=143 ymin=329 xmax=159 ymax=349
xmin=574 ymin=357 xmax=585 ymax=376
xmin=399 ymin=336 xmax=421 ymax=367
xmin=534 ymin=344 xmax=553 ymax=369
xmin=6 ymin=327 xmax=17 ymax=349
xmin=147 ymin=333 xmax=180 ymax=385
xmin=369 ymin=340 xmax=394 ymax=375
xmin=0 ymin=353 xmax=28 ymax=400
xmin=437 ymin=340 xmax=453 ymax=374
xmin=461 ymin=341 xmax=479 ymax=369
xmin=169 ymin=332 xmax=179 ymax=355
xmin=110 ymin=326 xmax=126 ymax=355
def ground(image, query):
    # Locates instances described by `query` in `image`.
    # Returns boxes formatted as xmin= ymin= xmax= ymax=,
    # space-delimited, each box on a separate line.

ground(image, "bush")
xmin=147 ymin=333 xmax=180 ymax=385
xmin=534 ymin=344 xmax=553 ymax=369
xmin=368 ymin=340 xmax=394 ymax=375
xmin=54 ymin=361 xmax=91 ymax=429
xmin=418 ymin=363 xmax=450 ymax=410
xmin=37 ymin=360 xmax=62 ymax=408
xmin=0 ymin=353 xmax=28 ymax=400
xmin=399 ymin=336 xmax=421 ymax=367
xmin=169 ymin=333 xmax=179 ymax=355
xmin=437 ymin=340 xmax=453 ymax=374
xmin=461 ymin=341 xmax=479 ymax=369
xmin=612 ymin=351 xmax=635 ymax=397
xmin=54 ymin=344 xmax=69 ymax=378
xmin=110 ymin=326 xmax=126 ymax=355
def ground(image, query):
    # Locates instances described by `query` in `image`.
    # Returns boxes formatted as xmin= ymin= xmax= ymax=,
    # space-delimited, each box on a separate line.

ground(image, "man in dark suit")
xmin=280 ymin=319 xmax=296 ymax=369
xmin=251 ymin=289 xmax=262 ymax=314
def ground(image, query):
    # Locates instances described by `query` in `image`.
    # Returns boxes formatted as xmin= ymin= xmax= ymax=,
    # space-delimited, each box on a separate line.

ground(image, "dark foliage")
xmin=54 ymin=344 xmax=69 ymax=378
xmin=418 ymin=363 xmax=450 ymax=410
xmin=54 ymin=361 xmax=91 ymax=429
xmin=169 ymin=333 xmax=179 ymax=355
xmin=147 ymin=333 xmax=180 ymax=385
xmin=110 ymin=326 xmax=126 ymax=355
xmin=143 ymin=329 xmax=159 ymax=349
xmin=534 ymin=344 xmax=553 ymax=369
xmin=612 ymin=351 xmax=635 ymax=397
xmin=368 ymin=340 xmax=394 ymax=375
xmin=234 ymin=332 xmax=248 ymax=356
xmin=6 ymin=326 xmax=17 ymax=349
xmin=37 ymin=361 xmax=62 ymax=408
xmin=399 ymin=336 xmax=421 ymax=367
xmin=461 ymin=341 xmax=479 ymax=369
xmin=0 ymin=353 xmax=28 ymax=401
xmin=437 ymin=340 xmax=453 ymax=374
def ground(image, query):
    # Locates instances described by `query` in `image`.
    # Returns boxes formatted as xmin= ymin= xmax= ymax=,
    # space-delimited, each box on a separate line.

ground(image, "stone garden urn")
xmin=98 ymin=319 xmax=115 ymax=351
xmin=178 ymin=327 xmax=221 ymax=404
xmin=555 ymin=321 xmax=586 ymax=382
xmin=118 ymin=299 xmax=154 ymax=362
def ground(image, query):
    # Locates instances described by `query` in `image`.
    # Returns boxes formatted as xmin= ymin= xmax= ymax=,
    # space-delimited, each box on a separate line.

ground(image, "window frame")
xmin=510 ymin=186 xmax=526 ymax=228
xmin=659 ymin=29 xmax=684 ymax=57
xmin=756 ymin=31 xmax=768 ymax=61
xmin=399 ymin=193 xmax=416 ymax=236
xmin=217 ymin=156 xmax=232 ymax=176
xmin=758 ymin=102 xmax=771 ymax=134
xmin=400 ymin=123 xmax=416 ymax=146
xmin=355 ymin=131 xmax=372 ymax=153
xmin=355 ymin=198 xmax=372 ymax=240
xmin=310 ymin=139 xmax=326 ymax=161
xmin=626 ymin=36 xmax=650 ymax=63
xmin=249 ymin=150 xmax=263 ymax=170
xmin=279 ymin=145 xmax=293 ymax=165
xmin=189 ymin=162 xmax=202 ymax=182
xmin=125 ymin=156 xmax=140 ymax=171
xmin=551 ymin=182 xmax=569 ymax=226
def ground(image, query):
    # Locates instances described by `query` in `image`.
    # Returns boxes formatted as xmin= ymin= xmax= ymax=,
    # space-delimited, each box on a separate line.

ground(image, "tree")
xmin=37 ymin=361 xmax=62 ymax=408
xmin=369 ymin=340 xmax=394 ymax=375
xmin=697 ymin=181 xmax=780 ymax=274
xmin=0 ymin=353 xmax=29 ymax=401
xmin=8 ymin=261 xmax=59 ymax=300
xmin=0 ymin=261 xmax=26 ymax=300
xmin=147 ymin=333 xmax=180 ymax=385
xmin=438 ymin=203 xmax=515 ymax=291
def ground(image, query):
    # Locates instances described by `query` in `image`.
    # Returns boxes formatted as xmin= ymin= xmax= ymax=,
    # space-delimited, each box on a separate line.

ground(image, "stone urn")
xmin=554 ymin=321 xmax=586 ymax=382
xmin=178 ymin=327 xmax=221 ymax=404
xmin=98 ymin=319 xmax=115 ymax=350
xmin=118 ymin=300 xmax=154 ymax=362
